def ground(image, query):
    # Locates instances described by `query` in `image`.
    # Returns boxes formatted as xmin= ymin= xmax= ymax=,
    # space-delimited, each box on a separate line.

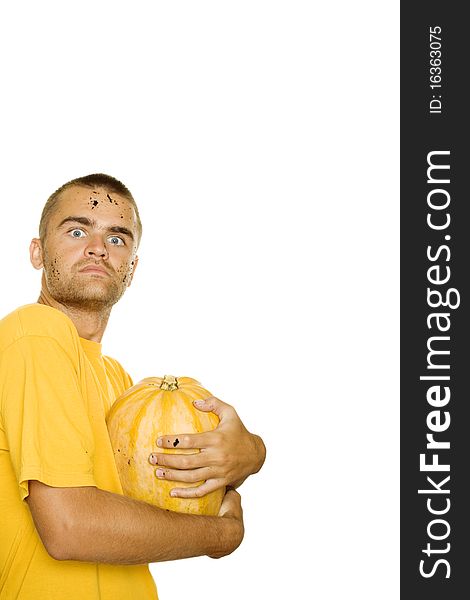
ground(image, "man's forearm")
xmin=232 ymin=433 xmax=266 ymax=489
xmin=28 ymin=483 xmax=242 ymax=564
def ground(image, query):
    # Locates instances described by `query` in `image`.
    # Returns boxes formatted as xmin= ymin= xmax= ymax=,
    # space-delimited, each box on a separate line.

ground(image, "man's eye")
xmin=109 ymin=236 xmax=124 ymax=246
xmin=70 ymin=229 xmax=85 ymax=238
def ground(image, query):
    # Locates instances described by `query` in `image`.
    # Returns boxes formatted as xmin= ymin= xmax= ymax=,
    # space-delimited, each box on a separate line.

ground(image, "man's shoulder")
xmin=0 ymin=304 xmax=79 ymax=352
xmin=102 ymin=354 xmax=134 ymax=391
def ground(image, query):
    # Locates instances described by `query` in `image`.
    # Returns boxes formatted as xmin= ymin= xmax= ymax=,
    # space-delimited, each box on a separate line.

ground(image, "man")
xmin=0 ymin=174 xmax=266 ymax=599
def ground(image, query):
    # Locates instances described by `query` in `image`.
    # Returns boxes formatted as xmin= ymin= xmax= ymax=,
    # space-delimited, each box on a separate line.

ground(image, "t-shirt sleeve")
xmin=1 ymin=335 xmax=97 ymax=501
xmin=120 ymin=367 xmax=134 ymax=389
xmin=103 ymin=354 xmax=134 ymax=393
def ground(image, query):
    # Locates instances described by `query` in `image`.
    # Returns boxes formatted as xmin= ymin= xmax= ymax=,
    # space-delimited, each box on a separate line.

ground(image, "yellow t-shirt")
xmin=0 ymin=304 xmax=158 ymax=600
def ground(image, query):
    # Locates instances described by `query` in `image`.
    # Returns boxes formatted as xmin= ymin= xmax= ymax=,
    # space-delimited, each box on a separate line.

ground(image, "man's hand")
xmin=209 ymin=487 xmax=244 ymax=559
xmin=148 ymin=396 xmax=266 ymax=498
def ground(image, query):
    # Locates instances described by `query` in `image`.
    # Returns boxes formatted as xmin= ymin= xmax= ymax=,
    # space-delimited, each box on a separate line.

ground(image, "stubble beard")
xmin=44 ymin=256 xmax=127 ymax=312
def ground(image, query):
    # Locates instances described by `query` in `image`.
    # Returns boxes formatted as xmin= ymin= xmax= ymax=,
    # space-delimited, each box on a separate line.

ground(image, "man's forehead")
xmin=58 ymin=185 xmax=132 ymax=207
xmin=54 ymin=186 xmax=136 ymax=220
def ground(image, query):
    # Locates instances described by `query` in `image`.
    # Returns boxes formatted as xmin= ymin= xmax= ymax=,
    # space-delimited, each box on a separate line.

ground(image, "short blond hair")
xmin=39 ymin=173 xmax=142 ymax=246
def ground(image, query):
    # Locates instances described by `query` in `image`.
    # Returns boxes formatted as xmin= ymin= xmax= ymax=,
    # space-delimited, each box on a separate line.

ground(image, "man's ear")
xmin=30 ymin=238 xmax=44 ymax=270
xmin=127 ymin=255 xmax=139 ymax=287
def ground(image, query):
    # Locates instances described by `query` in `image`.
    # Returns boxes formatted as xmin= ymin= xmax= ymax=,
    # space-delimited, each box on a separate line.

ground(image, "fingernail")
xmin=149 ymin=454 xmax=158 ymax=465
xmin=194 ymin=400 xmax=204 ymax=407
xmin=157 ymin=438 xmax=163 ymax=447
xmin=156 ymin=469 xmax=165 ymax=478
xmin=170 ymin=490 xmax=177 ymax=497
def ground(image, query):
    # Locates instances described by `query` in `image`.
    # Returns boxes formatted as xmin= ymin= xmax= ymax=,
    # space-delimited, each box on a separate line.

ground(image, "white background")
xmin=0 ymin=2 xmax=399 ymax=599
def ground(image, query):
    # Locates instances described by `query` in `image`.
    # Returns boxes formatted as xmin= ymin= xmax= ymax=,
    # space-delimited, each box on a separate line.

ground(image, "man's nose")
xmin=85 ymin=235 xmax=109 ymax=259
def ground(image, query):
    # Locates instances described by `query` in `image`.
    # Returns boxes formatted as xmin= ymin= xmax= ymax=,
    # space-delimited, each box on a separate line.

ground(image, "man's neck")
xmin=37 ymin=291 xmax=111 ymax=343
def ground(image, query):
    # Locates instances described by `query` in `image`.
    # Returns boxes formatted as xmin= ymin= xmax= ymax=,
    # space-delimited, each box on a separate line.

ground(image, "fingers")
xmin=153 ymin=466 xmax=216 ymax=485
xmin=192 ymin=396 xmax=236 ymax=419
xmin=156 ymin=396 xmax=237 ymax=449
xmin=218 ymin=487 xmax=242 ymax=519
xmin=170 ymin=479 xmax=226 ymax=499
xmin=149 ymin=451 xmax=208 ymax=469
xmin=155 ymin=432 xmax=210 ymax=450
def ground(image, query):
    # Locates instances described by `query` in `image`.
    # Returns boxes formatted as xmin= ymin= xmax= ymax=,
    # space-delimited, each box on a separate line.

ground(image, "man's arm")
xmin=149 ymin=396 xmax=266 ymax=497
xmin=26 ymin=480 xmax=243 ymax=564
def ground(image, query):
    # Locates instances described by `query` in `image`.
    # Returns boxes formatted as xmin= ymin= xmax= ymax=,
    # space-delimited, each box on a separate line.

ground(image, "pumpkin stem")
xmin=160 ymin=375 xmax=178 ymax=391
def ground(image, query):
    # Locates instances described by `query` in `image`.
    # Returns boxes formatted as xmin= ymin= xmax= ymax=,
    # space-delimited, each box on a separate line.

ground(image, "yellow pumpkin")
xmin=106 ymin=375 xmax=224 ymax=515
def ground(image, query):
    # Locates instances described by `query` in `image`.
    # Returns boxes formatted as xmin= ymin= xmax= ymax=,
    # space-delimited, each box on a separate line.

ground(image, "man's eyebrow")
xmin=57 ymin=216 xmax=135 ymax=241
xmin=58 ymin=216 xmax=93 ymax=229
xmin=108 ymin=226 xmax=135 ymax=241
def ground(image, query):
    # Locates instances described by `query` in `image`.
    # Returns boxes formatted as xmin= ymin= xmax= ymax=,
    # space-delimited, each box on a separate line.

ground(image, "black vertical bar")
xmin=401 ymin=4 xmax=468 ymax=598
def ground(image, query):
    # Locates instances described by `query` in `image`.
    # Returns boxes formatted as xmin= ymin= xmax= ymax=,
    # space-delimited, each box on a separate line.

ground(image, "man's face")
xmin=32 ymin=185 xmax=139 ymax=311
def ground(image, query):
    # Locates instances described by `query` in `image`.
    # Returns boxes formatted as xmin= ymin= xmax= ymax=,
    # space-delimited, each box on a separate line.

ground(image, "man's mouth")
xmin=79 ymin=265 xmax=110 ymax=276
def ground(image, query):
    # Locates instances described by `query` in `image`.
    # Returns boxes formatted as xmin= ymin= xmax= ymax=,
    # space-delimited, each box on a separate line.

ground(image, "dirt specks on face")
xmin=48 ymin=259 xmax=61 ymax=280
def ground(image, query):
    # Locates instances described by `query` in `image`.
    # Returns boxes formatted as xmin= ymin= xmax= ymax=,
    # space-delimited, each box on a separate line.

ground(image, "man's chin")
xmin=51 ymin=287 xmax=125 ymax=311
